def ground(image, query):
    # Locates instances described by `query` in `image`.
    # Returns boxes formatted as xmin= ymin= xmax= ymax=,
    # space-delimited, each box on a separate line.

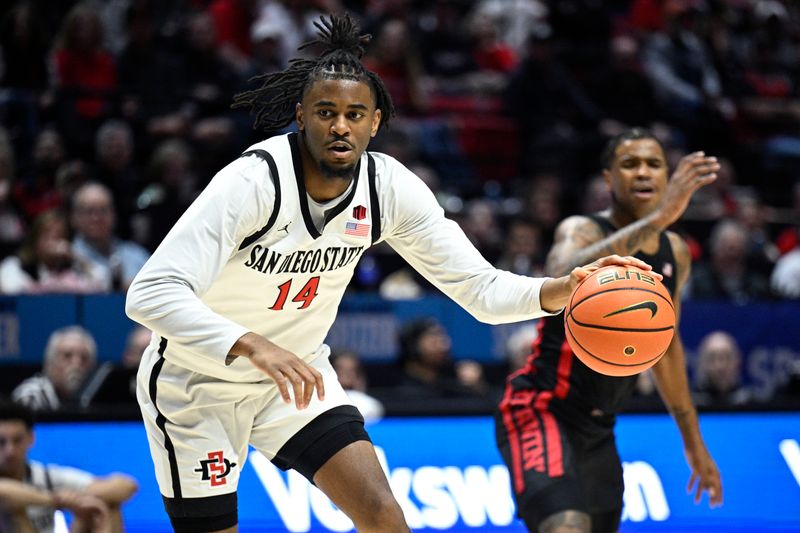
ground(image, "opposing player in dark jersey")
xmin=495 ymin=128 xmax=723 ymax=533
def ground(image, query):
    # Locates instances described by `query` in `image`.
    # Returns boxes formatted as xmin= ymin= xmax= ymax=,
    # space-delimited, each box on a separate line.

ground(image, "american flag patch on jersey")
xmin=345 ymin=221 xmax=370 ymax=237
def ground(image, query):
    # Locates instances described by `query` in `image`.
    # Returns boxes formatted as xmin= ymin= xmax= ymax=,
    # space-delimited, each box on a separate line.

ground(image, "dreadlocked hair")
xmin=232 ymin=13 xmax=395 ymax=133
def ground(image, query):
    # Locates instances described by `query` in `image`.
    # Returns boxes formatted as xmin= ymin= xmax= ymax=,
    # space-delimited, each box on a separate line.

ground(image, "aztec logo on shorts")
xmin=195 ymin=451 xmax=237 ymax=487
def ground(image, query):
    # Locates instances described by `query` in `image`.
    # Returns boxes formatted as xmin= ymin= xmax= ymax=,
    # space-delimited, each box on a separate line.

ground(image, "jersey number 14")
xmin=269 ymin=277 xmax=320 ymax=310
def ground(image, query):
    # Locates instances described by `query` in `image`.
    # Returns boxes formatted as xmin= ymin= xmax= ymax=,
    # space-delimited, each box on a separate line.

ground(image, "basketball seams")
xmin=569 ymin=286 xmax=674 ymax=313
xmin=566 ymin=317 xmax=667 ymax=369
xmin=563 ymin=266 xmax=675 ymax=376
xmin=566 ymin=316 xmax=668 ymax=368
xmin=566 ymin=318 xmax=675 ymax=333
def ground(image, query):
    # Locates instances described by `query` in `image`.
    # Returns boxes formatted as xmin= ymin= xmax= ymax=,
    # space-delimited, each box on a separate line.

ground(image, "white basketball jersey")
xmin=127 ymin=133 xmax=553 ymax=382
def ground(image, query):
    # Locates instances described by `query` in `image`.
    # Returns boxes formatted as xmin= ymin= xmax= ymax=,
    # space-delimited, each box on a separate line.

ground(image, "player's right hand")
xmin=232 ymin=332 xmax=325 ymax=410
xmin=656 ymin=151 xmax=719 ymax=227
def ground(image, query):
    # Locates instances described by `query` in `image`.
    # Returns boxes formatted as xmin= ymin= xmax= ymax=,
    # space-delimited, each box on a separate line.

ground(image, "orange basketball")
xmin=564 ymin=265 xmax=675 ymax=377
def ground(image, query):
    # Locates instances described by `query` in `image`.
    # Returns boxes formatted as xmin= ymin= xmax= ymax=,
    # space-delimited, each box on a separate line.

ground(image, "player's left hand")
xmin=684 ymin=444 xmax=723 ymax=508
xmin=569 ymin=255 xmax=663 ymax=287
xmin=541 ymin=255 xmax=662 ymax=313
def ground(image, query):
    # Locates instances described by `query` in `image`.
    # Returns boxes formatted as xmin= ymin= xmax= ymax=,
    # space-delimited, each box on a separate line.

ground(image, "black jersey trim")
xmin=289 ymin=133 xmax=363 ymax=238
xmin=237 ymin=149 xmax=282 ymax=251
xmin=289 ymin=133 xmax=319 ymax=238
xmin=149 ymin=338 xmax=182 ymax=500
xmin=322 ymin=157 xmax=361 ymax=227
xmin=367 ymin=153 xmax=381 ymax=245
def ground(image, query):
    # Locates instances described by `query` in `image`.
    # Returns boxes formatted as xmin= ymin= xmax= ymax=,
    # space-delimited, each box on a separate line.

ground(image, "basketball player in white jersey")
xmin=126 ymin=14 xmax=656 ymax=533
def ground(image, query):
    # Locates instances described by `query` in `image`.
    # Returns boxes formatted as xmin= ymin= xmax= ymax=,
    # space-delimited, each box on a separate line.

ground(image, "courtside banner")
xmin=32 ymin=413 xmax=800 ymax=532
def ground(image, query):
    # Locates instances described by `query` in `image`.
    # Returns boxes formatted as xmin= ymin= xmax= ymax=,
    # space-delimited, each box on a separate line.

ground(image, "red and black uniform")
xmin=494 ymin=214 xmax=678 ymax=532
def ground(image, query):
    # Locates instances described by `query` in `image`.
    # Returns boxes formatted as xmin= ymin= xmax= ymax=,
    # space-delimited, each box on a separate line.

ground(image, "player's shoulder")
xmin=215 ymin=134 xmax=293 ymax=187
xmin=555 ymin=214 xmax=604 ymax=235
xmin=366 ymin=151 xmax=425 ymax=192
xmin=236 ymin=134 xmax=292 ymax=169
xmin=665 ymin=230 xmax=690 ymax=257
xmin=664 ymin=230 xmax=692 ymax=277
xmin=367 ymin=151 xmax=409 ymax=176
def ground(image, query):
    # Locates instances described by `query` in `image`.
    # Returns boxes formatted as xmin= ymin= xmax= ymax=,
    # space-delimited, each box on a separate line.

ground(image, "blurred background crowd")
xmin=0 ymin=0 xmax=799 ymax=418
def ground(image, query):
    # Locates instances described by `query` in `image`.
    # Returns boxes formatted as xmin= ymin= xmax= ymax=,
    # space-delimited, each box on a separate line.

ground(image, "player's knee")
xmin=353 ymin=490 xmax=406 ymax=531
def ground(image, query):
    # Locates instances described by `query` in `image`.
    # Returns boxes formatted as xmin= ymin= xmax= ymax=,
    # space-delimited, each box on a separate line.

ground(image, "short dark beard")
xmin=319 ymin=161 xmax=356 ymax=180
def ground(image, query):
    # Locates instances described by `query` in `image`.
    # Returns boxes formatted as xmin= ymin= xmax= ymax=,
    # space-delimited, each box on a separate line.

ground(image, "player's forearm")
xmin=0 ymin=479 xmax=56 ymax=510
xmin=86 ymin=475 xmax=138 ymax=505
xmin=126 ymin=275 xmax=248 ymax=366
xmin=389 ymin=226 xmax=556 ymax=322
xmin=548 ymin=215 xmax=664 ymax=277
xmin=652 ymin=346 xmax=705 ymax=447
xmin=539 ymin=275 xmax=573 ymax=313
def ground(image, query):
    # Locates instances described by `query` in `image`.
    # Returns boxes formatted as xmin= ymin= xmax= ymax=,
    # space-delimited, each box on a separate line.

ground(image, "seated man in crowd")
xmin=692 ymin=330 xmax=758 ymax=407
xmin=12 ymin=327 xmax=98 ymax=412
xmin=70 ymin=182 xmax=150 ymax=292
xmin=0 ymin=400 xmax=138 ymax=532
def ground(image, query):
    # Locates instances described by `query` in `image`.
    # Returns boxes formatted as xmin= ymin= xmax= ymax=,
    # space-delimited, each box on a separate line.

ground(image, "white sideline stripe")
xmin=54 ymin=510 xmax=69 ymax=533
xmin=779 ymin=439 xmax=800 ymax=487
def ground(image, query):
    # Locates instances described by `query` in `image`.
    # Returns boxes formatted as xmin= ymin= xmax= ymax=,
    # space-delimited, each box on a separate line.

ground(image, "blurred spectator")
xmin=463 ymin=10 xmax=517 ymax=91
xmin=132 ymin=139 xmax=197 ymax=251
xmin=416 ymin=0 xmax=476 ymax=80
xmin=92 ymin=120 xmax=142 ymax=238
xmin=641 ymin=0 xmax=735 ymax=153
xmin=70 ymin=182 xmax=150 ymax=292
xmin=731 ymin=1 xmax=800 ymax=173
xmin=734 ymin=188 xmax=779 ymax=274
xmin=121 ymin=325 xmax=151 ymax=370
xmin=51 ymin=2 xmax=118 ymax=157
xmin=774 ymin=358 xmax=800 ymax=403
xmin=587 ymin=34 xmax=662 ymax=133
xmin=248 ymin=11 xmax=287 ymax=74
xmin=505 ymin=32 xmax=605 ymax=178
xmin=12 ymin=326 xmax=98 ymax=411
xmin=364 ymin=18 xmax=429 ymax=115
xmin=0 ymin=210 xmax=104 ymax=295
xmin=80 ymin=325 xmax=151 ymax=408
xmin=396 ymin=318 xmax=489 ymax=399
xmin=775 ymin=182 xmax=800 ymax=255
xmin=116 ymin=2 xmax=185 ymax=139
xmin=692 ymin=330 xmax=757 ymax=407
xmin=521 ymin=173 xmax=562 ymax=250
xmin=688 ymin=218 xmax=772 ymax=302
xmin=12 ymin=129 xmax=67 ymax=221
xmin=580 ymin=174 xmax=612 ymax=214
xmin=626 ymin=369 xmax=665 ymax=411
xmin=0 ymin=127 xmax=25 ymax=259
xmin=459 ymin=199 xmax=502 ymax=262
xmin=208 ymin=0 xmax=260 ymax=74
xmin=504 ymin=323 xmax=539 ymax=373
xmin=0 ymin=3 xmax=49 ymax=93
xmin=54 ymin=159 xmax=92 ymax=206
xmin=684 ymin=156 xmax=738 ymax=221
xmin=495 ymin=217 xmax=544 ymax=276
xmin=771 ymin=232 xmax=800 ymax=299
xmin=471 ymin=0 xmax=549 ymax=55
xmin=0 ymin=400 xmax=138 ymax=533
xmin=330 ymin=350 xmax=384 ymax=424
xmin=252 ymin=0 xmax=323 ymax=66
xmin=0 ymin=2 xmax=51 ymax=166
xmin=172 ymin=11 xmax=240 ymax=149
